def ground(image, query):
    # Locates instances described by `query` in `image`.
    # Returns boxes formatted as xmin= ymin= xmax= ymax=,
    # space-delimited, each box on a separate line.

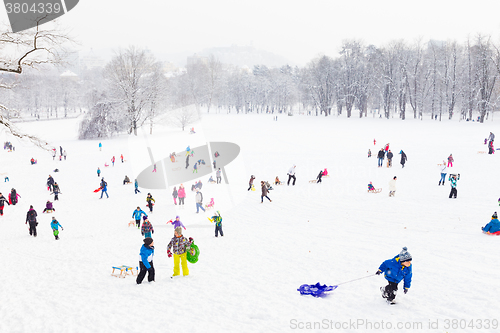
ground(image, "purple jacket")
xmin=171 ymin=219 xmax=186 ymax=229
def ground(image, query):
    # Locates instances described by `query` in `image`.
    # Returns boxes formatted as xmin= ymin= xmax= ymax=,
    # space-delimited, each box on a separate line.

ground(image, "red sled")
xmin=483 ymin=231 xmax=500 ymax=236
xmin=93 ymin=187 xmax=103 ymax=193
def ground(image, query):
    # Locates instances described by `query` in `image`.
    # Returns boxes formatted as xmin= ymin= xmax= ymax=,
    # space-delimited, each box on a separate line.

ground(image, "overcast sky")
xmin=3 ymin=0 xmax=500 ymax=66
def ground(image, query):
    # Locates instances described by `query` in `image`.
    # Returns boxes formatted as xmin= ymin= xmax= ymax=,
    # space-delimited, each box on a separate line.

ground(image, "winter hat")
xmin=399 ymin=247 xmax=412 ymax=263
xmin=143 ymin=237 xmax=153 ymax=246
xmin=493 ymin=212 xmax=498 ymax=219
xmin=175 ymin=226 xmax=183 ymax=235
xmin=143 ymin=215 xmax=148 ymax=221
xmin=176 ymin=216 xmax=180 ymax=219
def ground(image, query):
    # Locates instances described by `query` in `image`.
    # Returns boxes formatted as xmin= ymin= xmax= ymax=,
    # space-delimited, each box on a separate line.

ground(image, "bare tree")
xmin=0 ymin=22 xmax=72 ymax=148
xmin=104 ymin=46 xmax=160 ymax=135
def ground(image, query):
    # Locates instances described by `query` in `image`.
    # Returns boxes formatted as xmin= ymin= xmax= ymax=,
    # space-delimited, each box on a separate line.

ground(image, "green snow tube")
xmin=186 ymin=242 xmax=200 ymax=264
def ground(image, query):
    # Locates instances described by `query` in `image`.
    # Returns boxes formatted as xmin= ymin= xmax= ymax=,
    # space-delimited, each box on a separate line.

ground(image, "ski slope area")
xmin=0 ymin=113 xmax=499 ymax=333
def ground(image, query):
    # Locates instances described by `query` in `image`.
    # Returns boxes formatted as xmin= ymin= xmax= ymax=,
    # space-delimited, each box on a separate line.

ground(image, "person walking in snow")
xmin=488 ymin=132 xmax=495 ymax=145
xmin=99 ymin=142 xmax=102 ymax=151
xmin=447 ymin=154 xmax=454 ymax=167
xmin=172 ymin=187 xmax=178 ymax=205
xmin=134 ymin=179 xmax=141 ymax=194
xmin=100 ymin=178 xmax=108 ymax=199
xmin=121 ymin=154 xmax=124 ymax=163
xmin=376 ymin=247 xmax=412 ymax=304
xmin=216 ymin=168 xmax=222 ymax=184
xmin=377 ymin=148 xmax=385 ymax=167
xmin=0 ymin=192 xmax=10 ymax=216
xmin=287 ymin=165 xmax=297 ymax=186
xmin=195 ymin=189 xmax=205 ymax=213
xmin=448 ymin=174 xmax=460 ymax=199
xmin=26 ymin=205 xmax=38 ymax=237
xmin=185 ymin=154 xmax=190 ymax=169
xmin=167 ymin=215 xmax=186 ymax=230
xmin=50 ymin=217 xmax=63 ymax=240
xmin=438 ymin=161 xmax=447 ymax=186
xmin=248 ymin=175 xmax=255 ymax=191
xmin=9 ymin=188 xmax=20 ymax=205
xmin=368 ymin=149 xmax=372 ymax=158
xmin=386 ymin=150 xmax=394 ymax=168
xmin=111 ymin=156 xmax=115 ymax=166
xmin=388 ymin=176 xmax=397 ymax=197
xmin=97 ymin=167 xmax=101 ymax=177
xmin=47 ymin=175 xmax=55 ymax=191
xmin=146 ymin=193 xmax=155 ymax=213
xmin=141 ymin=216 xmax=154 ymax=238
xmin=178 ymin=184 xmax=186 ymax=206
xmin=52 ymin=150 xmax=56 ymax=160
xmin=261 ymin=181 xmax=272 ymax=203
xmin=132 ymin=207 xmax=147 ymax=229
xmin=482 ymin=212 xmax=500 ymax=234
xmin=52 ymin=182 xmax=61 ymax=201
xmin=136 ymin=237 xmax=155 ymax=284
xmin=167 ymin=227 xmax=192 ymax=277
xmin=399 ymin=150 xmax=407 ymax=168
xmin=63 ymin=150 xmax=67 ymax=160
xmin=193 ymin=162 xmax=198 ymax=173
xmin=316 ymin=170 xmax=324 ymax=183
xmin=211 ymin=211 xmax=223 ymax=237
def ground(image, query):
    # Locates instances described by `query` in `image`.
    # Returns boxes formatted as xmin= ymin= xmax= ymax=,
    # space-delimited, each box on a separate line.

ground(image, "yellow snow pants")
xmin=173 ymin=252 xmax=189 ymax=276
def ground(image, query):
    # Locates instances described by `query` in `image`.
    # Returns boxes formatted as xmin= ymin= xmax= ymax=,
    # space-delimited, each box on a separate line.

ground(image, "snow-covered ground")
xmin=1 ymin=113 xmax=499 ymax=333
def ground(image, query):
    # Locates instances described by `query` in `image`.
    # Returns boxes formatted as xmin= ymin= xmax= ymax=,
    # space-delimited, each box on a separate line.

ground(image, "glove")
xmin=152 ymin=230 xmax=154 ymax=234
xmin=141 ymin=232 xmax=144 ymax=236
xmin=376 ymin=270 xmax=382 ymax=275
xmin=189 ymin=237 xmax=193 ymax=243
xmin=404 ymin=288 xmax=409 ymax=294
xmin=167 ymin=250 xmax=172 ymax=258
xmin=183 ymin=227 xmax=186 ymax=230
xmin=61 ymin=227 xmax=64 ymax=231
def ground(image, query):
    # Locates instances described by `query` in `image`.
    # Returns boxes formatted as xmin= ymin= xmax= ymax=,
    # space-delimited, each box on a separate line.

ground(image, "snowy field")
xmin=1 ymin=112 xmax=499 ymax=333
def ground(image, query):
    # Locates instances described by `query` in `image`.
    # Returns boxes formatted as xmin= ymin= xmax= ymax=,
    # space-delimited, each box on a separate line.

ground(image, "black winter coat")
xmin=377 ymin=150 xmax=385 ymax=158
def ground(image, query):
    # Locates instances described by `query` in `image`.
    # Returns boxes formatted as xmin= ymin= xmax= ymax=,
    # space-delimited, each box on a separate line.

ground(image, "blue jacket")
xmin=139 ymin=245 xmax=154 ymax=269
xmin=483 ymin=218 xmax=500 ymax=233
xmin=51 ymin=220 xmax=62 ymax=230
xmin=132 ymin=209 xmax=147 ymax=220
xmin=135 ymin=180 xmax=139 ymax=189
xmin=378 ymin=255 xmax=412 ymax=289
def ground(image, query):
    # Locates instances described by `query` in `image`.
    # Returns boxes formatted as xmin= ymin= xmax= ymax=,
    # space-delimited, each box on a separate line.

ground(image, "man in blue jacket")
xmin=132 ymin=207 xmax=147 ymax=229
xmin=376 ymin=247 xmax=412 ymax=304
xmin=482 ymin=212 xmax=500 ymax=234
xmin=137 ymin=237 xmax=155 ymax=284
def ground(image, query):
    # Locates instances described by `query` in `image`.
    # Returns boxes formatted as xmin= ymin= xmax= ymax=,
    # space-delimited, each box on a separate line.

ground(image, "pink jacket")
xmin=178 ymin=187 xmax=186 ymax=198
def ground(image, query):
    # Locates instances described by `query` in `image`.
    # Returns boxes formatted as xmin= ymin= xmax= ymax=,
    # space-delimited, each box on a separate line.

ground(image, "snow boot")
xmin=386 ymin=299 xmax=396 ymax=305
xmin=380 ymin=287 xmax=388 ymax=299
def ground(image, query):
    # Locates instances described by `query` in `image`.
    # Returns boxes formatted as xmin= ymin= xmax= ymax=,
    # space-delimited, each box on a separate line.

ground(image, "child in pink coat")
xmin=177 ymin=184 xmax=186 ymax=206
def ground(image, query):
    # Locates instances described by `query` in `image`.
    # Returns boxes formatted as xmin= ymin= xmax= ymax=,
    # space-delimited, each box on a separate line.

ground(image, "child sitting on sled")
xmin=482 ymin=212 xmax=500 ymax=235
xmin=274 ymin=176 xmax=281 ymax=185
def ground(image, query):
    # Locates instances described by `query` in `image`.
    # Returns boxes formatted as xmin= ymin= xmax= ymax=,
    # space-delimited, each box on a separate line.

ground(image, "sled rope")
xmin=333 ymin=273 xmax=377 ymax=287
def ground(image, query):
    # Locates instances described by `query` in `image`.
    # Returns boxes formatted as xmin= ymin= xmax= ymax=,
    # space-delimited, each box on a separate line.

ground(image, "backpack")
xmin=28 ymin=210 xmax=36 ymax=221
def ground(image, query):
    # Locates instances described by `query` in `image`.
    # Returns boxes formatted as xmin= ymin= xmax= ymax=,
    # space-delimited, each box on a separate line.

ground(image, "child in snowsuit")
xmin=172 ymin=187 xmax=178 ymax=205
xmin=50 ymin=217 xmax=63 ymax=240
xmin=447 ymin=154 xmax=454 ymax=167
xmin=132 ymin=207 xmax=147 ymax=228
xmin=99 ymin=178 xmax=108 ymax=199
xmin=43 ymin=200 xmax=55 ymax=213
xmin=26 ymin=205 xmax=38 ymax=237
xmin=376 ymin=247 xmax=412 ymax=304
xmin=97 ymin=167 xmax=101 ymax=177
xmin=368 ymin=182 xmax=375 ymax=191
xmin=0 ymin=192 xmax=10 ymax=215
xmin=212 ymin=212 xmax=223 ymax=237
xmin=167 ymin=227 xmax=192 ymax=277
xmin=52 ymin=182 xmax=61 ymax=201
xmin=134 ymin=179 xmax=140 ymax=194
xmin=137 ymin=237 xmax=155 ymax=284
xmin=274 ymin=176 xmax=281 ymax=185
xmin=178 ymin=185 xmax=186 ymax=206
xmin=146 ymin=193 xmax=155 ymax=213
xmin=449 ymin=174 xmax=460 ymax=198
xmin=368 ymin=149 xmax=371 ymax=158
xmin=482 ymin=212 xmax=500 ymax=234
xmin=248 ymin=175 xmax=255 ymax=191
xmin=167 ymin=216 xmax=186 ymax=230
xmin=141 ymin=216 xmax=154 ymax=238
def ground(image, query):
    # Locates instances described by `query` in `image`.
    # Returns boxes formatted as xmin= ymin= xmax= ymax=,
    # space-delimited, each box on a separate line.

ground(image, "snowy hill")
xmin=0 ymin=114 xmax=499 ymax=333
